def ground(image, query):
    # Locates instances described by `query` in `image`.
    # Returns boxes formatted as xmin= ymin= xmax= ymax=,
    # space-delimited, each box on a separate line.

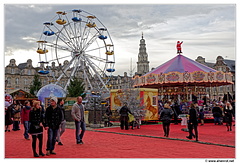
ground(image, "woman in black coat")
xmin=119 ymin=102 xmax=132 ymax=130
xmin=29 ymin=101 xmax=45 ymax=157
xmin=186 ymin=103 xmax=199 ymax=141
xmin=160 ymin=103 xmax=174 ymax=137
xmin=224 ymin=102 xmax=234 ymax=131
xmin=5 ymin=106 xmax=13 ymax=132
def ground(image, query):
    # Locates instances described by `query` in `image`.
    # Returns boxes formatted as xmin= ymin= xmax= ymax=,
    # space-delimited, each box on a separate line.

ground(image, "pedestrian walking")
xmin=212 ymin=103 xmax=223 ymax=125
xmin=71 ymin=96 xmax=86 ymax=144
xmin=186 ymin=103 xmax=199 ymax=141
xmin=5 ymin=105 xmax=13 ymax=132
xmin=45 ymin=96 xmax=62 ymax=156
xmin=160 ymin=103 xmax=174 ymax=137
xmin=103 ymin=104 xmax=113 ymax=127
xmin=119 ymin=102 xmax=132 ymax=130
xmin=199 ymin=109 xmax=204 ymax=126
xmin=21 ymin=100 xmax=31 ymax=140
xmin=29 ymin=100 xmax=45 ymax=157
xmin=223 ymin=102 xmax=234 ymax=131
xmin=56 ymin=98 xmax=66 ymax=145
xmin=12 ymin=100 xmax=21 ymax=131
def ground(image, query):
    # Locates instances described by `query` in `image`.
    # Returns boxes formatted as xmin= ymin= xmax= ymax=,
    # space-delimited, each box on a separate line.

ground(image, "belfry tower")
xmin=136 ymin=33 xmax=149 ymax=76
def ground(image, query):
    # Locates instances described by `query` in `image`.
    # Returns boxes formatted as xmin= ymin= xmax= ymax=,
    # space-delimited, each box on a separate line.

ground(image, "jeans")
xmin=46 ymin=128 xmax=58 ymax=151
xmin=57 ymin=120 xmax=66 ymax=142
xmin=214 ymin=117 xmax=221 ymax=125
xmin=75 ymin=120 xmax=86 ymax=142
xmin=23 ymin=121 xmax=30 ymax=139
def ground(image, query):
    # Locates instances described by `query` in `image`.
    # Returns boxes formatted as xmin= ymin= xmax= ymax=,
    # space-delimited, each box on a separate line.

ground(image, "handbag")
xmin=29 ymin=124 xmax=43 ymax=134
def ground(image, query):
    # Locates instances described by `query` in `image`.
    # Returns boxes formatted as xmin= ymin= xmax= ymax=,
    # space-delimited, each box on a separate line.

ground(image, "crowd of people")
xmin=5 ymin=96 xmax=86 ymax=157
xmin=5 ymin=95 xmax=235 ymax=157
xmin=118 ymin=98 xmax=235 ymax=142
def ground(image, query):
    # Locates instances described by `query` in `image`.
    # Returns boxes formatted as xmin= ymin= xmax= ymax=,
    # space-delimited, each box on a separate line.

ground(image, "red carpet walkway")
xmin=5 ymin=123 xmax=235 ymax=158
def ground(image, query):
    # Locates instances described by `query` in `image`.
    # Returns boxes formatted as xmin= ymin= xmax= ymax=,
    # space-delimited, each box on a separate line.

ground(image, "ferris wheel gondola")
xmin=36 ymin=9 xmax=115 ymax=94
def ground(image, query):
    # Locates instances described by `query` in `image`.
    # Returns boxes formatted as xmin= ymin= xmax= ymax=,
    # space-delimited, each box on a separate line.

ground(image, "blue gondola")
xmin=72 ymin=9 xmax=82 ymax=13
xmin=99 ymin=28 xmax=107 ymax=31
xmin=38 ymin=61 xmax=49 ymax=64
xmin=43 ymin=22 xmax=54 ymax=26
xmin=38 ymin=70 xmax=49 ymax=75
xmin=43 ymin=31 xmax=55 ymax=36
xmin=98 ymin=35 xmax=107 ymax=40
xmin=106 ymin=69 xmax=115 ymax=72
xmin=72 ymin=17 xmax=82 ymax=22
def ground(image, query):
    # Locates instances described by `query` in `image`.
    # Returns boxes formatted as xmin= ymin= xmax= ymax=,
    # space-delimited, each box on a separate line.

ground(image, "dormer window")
xmin=28 ymin=69 xmax=31 ymax=75
xmin=11 ymin=68 xmax=14 ymax=74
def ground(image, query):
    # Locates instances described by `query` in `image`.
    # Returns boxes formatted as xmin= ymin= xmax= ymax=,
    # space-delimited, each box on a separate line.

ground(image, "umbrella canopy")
xmin=133 ymin=54 xmax=233 ymax=88
xmin=144 ymin=54 xmax=216 ymax=75
xmin=37 ymin=84 xmax=66 ymax=105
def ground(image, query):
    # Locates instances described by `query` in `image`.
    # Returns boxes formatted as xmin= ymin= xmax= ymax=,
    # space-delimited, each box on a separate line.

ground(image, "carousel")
xmin=133 ymin=42 xmax=233 ymax=105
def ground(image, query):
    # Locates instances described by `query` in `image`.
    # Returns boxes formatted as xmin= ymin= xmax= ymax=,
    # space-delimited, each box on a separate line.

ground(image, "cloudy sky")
xmin=4 ymin=2 xmax=236 ymax=76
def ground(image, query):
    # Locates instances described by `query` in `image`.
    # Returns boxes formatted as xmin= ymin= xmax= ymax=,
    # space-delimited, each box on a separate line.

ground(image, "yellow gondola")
xmin=37 ymin=49 xmax=48 ymax=54
xmin=105 ymin=51 xmax=114 ymax=55
xmin=37 ymin=40 xmax=47 ymax=43
xmin=87 ymin=16 xmax=96 ymax=19
xmin=86 ymin=22 xmax=96 ymax=28
xmin=56 ymin=11 xmax=67 ymax=15
xmin=56 ymin=19 xmax=67 ymax=25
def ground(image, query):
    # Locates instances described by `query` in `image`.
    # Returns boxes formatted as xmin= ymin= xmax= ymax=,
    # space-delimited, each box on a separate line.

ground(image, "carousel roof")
xmin=133 ymin=54 xmax=233 ymax=88
xmin=144 ymin=54 xmax=216 ymax=76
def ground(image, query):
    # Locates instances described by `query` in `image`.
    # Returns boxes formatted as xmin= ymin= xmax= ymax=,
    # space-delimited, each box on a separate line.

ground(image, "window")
xmin=28 ymin=69 xmax=31 ymax=75
xmin=15 ymin=78 xmax=19 ymax=85
xmin=11 ymin=68 xmax=14 ymax=74
xmin=24 ymin=78 xmax=28 ymax=85
xmin=7 ymin=77 xmax=11 ymax=84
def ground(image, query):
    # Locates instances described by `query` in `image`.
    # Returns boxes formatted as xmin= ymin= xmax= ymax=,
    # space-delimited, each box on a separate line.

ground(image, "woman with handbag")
xmin=29 ymin=101 xmax=45 ymax=157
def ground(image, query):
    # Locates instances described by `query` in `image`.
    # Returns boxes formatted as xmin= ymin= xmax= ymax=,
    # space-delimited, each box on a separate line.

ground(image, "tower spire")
xmin=136 ymin=33 xmax=149 ymax=76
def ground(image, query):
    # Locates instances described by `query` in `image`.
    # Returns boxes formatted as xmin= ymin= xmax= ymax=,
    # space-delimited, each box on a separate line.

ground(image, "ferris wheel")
xmin=37 ymin=9 xmax=115 ymax=94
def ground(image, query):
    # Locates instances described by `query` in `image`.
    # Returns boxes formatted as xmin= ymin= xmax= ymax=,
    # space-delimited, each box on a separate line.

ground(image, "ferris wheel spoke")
xmin=61 ymin=24 xmax=79 ymax=50
xmin=81 ymin=32 xmax=100 ymax=52
xmin=83 ymin=67 xmax=93 ymax=90
xmin=85 ymin=56 xmax=109 ymax=91
xmin=55 ymin=56 xmax=76 ymax=85
xmin=63 ymin=59 xmax=80 ymax=90
xmin=45 ymin=42 xmax=73 ymax=52
xmin=47 ymin=23 xmax=73 ymax=48
xmin=47 ymin=54 xmax=72 ymax=63
xmin=84 ymin=53 xmax=106 ymax=63
xmin=85 ymin=45 xmax=106 ymax=53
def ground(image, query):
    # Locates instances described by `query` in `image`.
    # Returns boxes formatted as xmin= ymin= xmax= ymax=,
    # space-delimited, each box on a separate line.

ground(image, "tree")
xmin=67 ymin=77 xmax=86 ymax=97
xmin=29 ymin=74 xmax=42 ymax=95
xmin=115 ymin=87 xmax=146 ymax=118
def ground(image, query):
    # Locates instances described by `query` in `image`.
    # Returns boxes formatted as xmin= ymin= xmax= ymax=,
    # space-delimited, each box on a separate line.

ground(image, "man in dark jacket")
xmin=119 ymin=102 xmax=132 ymax=130
xmin=45 ymin=96 xmax=62 ymax=156
xmin=212 ymin=103 xmax=222 ymax=125
xmin=186 ymin=103 xmax=199 ymax=141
